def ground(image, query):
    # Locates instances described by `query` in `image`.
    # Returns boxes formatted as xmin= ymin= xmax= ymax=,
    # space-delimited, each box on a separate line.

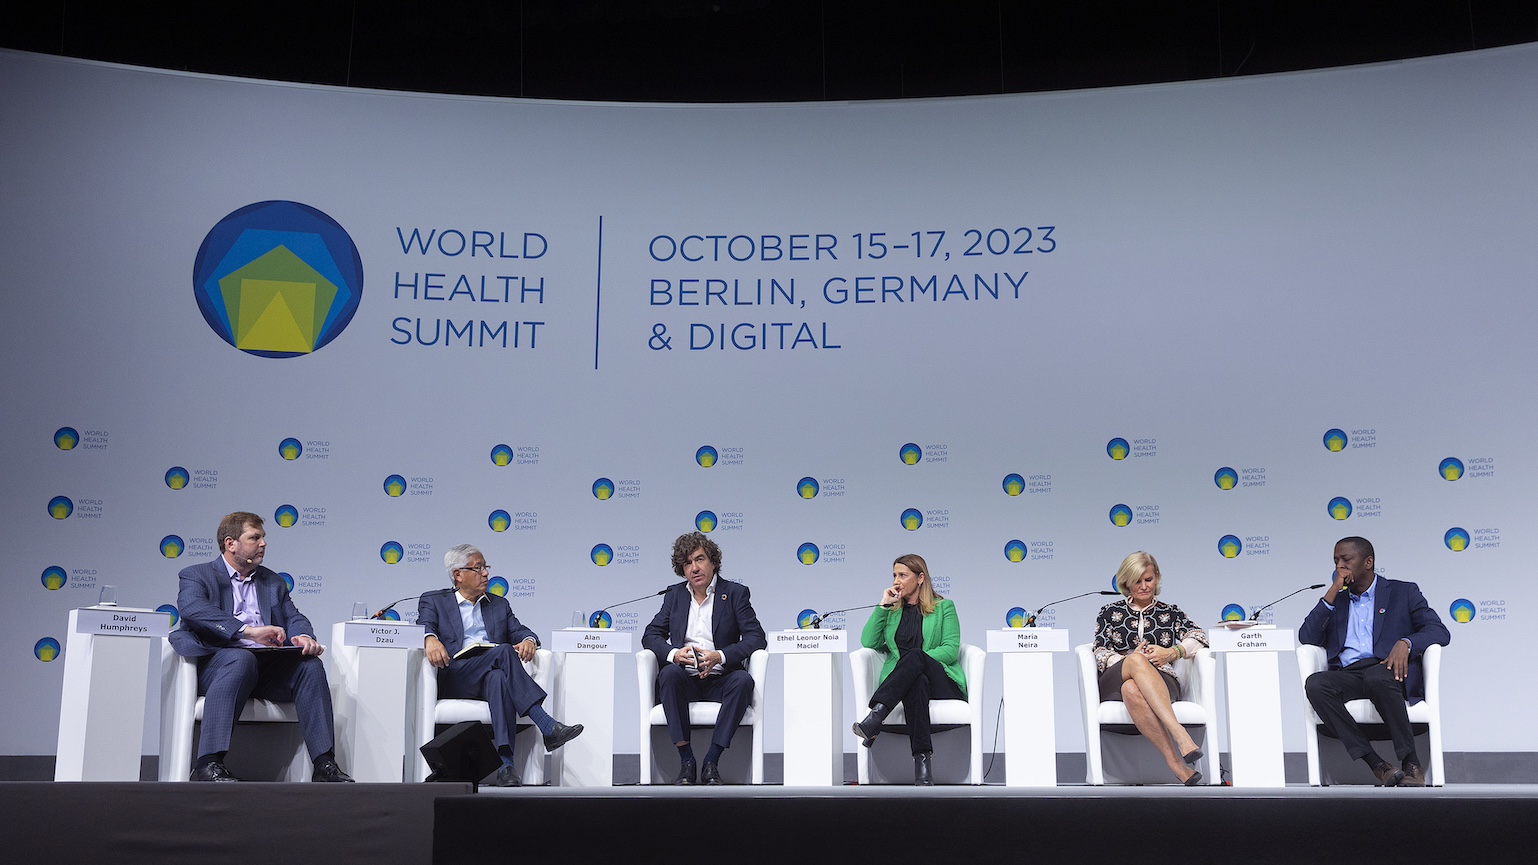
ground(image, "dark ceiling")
xmin=4 ymin=1 xmax=1535 ymax=102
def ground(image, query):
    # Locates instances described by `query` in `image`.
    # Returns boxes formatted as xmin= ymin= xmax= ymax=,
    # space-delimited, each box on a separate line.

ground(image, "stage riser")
xmin=436 ymin=794 xmax=1538 ymax=865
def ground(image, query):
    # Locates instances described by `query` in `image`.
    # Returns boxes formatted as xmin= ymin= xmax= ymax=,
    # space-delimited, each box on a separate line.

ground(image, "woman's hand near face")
xmin=881 ymin=584 xmax=902 ymax=607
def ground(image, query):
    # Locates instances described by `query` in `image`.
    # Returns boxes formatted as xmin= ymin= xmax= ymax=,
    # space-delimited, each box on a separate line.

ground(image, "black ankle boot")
xmin=914 ymin=751 xmax=933 ymax=786
xmin=852 ymin=703 xmax=888 ymax=747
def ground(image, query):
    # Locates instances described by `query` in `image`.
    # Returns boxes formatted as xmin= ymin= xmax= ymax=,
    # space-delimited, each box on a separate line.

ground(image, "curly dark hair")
xmin=671 ymin=531 xmax=722 ymax=577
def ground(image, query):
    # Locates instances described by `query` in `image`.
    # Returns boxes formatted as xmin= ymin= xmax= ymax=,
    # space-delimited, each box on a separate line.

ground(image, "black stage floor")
xmin=11 ymin=782 xmax=1538 ymax=865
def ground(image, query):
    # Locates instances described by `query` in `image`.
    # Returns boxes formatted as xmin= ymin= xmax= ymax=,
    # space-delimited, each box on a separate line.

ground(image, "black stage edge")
xmin=9 ymin=781 xmax=471 ymax=865
xmin=434 ymin=786 xmax=1538 ymax=865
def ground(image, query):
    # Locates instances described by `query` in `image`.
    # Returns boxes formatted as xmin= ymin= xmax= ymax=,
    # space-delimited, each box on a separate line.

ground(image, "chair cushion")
xmin=1097 ymin=700 xmax=1207 ymax=725
xmin=194 ymin=697 xmax=299 ymax=723
xmin=647 ymin=702 xmax=757 ymax=726
xmin=435 ymin=699 xmax=493 ymax=725
xmin=883 ymin=699 xmax=969 ymax=726
xmin=1341 ymin=699 xmax=1434 ymax=724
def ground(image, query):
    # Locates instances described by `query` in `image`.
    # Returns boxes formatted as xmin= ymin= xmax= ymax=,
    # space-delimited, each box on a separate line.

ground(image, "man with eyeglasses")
xmin=418 ymin=544 xmax=583 ymax=786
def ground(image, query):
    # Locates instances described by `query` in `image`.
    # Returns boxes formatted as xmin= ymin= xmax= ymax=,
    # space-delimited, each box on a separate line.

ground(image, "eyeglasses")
xmin=455 ymin=564 xmax=490 ymax=573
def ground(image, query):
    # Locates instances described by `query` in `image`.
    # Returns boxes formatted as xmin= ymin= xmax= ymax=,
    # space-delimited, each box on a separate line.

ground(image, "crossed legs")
xmin=1114 ymin=652 xmax=1198 ymax=783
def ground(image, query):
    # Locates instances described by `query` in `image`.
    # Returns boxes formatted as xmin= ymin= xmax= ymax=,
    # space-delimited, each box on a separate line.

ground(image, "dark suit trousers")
xmin=657 ymin=663 xmax=754 ymax=751
xmin=1305 ymin=658 xmax=1417 ymax=763
xmin=437 ymin=644 xmax=548 ymax=750
xmin=870 ymin=650 xmax=965 ymax=755
xmin=196 ymin=648 xmax=335 ymax=760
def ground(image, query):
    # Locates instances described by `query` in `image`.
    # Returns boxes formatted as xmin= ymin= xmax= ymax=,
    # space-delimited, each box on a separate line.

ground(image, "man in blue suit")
xmin=1299 ymin=536 xmax=1450 ymax=786
xmin=642 ymin=532 xmax=766 ymax=785
xmin=169 ymin=511 xmax=352 ymax=782
xmin=418 ymin=544 xmax=582 ymax=787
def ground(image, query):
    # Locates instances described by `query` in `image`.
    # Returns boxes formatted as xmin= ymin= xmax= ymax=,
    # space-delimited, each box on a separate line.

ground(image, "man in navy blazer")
xmin=642 ymin=532 xmax=766 ymax=785
xmin=417 ymin=544 xmax=582 ymax=786
xmin=1299 ymin=536 xmax=1450 ymax=786
xmin=169 ymin=511 xmax=351 ymax=781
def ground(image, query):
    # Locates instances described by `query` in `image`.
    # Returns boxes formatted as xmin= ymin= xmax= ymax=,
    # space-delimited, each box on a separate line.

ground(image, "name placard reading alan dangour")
xmin=986 ymin=628 xmax=1069 ymax=653
xmin=768 ymin=630 xmax=849 ymax=654
xmin=75 ymin=607 xmax=172 ymax=638
xmin=550 ymin=629 xmax=634 ymax=654
xmin=341 ymin=621 xmax=425 ymax=648
xmin=1207 ymin=626 xmax=1297 ymax=653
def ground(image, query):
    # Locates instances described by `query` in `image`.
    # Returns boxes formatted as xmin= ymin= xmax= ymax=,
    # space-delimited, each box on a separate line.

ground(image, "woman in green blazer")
xmin=852 ymin=553 xmax=966 ymax=785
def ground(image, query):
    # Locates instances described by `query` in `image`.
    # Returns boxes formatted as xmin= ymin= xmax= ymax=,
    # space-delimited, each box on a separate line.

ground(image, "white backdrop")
xmin=0 ymin=45 xmax=1528 ymax=764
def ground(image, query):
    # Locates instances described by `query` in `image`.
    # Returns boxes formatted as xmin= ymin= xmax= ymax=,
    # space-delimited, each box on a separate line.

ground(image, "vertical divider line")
xmin=594 ymin=214 xmax=604 ymax=370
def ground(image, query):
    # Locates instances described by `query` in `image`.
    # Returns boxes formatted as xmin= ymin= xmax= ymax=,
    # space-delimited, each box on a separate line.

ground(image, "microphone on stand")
xmin=1248 ymin=583 xmax=1328 ymax=621
xmin=806 ymin=602 xmax=895 ymax=630
xmin=1023 ymin=590 xmax=1120 ymax=627
xmin=589 ymin=588 xmax=668 ymax=628
xmin=371 ymin=595 xmax=420 ymax=620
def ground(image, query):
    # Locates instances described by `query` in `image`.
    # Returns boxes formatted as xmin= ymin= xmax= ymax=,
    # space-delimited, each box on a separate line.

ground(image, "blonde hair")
xmin=1114 ymin=551 xmax=1161 ymax=598
xmin=894 ymin=553 xmax=941 ymax=616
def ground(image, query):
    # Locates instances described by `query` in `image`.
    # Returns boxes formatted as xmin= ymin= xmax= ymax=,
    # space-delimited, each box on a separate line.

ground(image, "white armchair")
xmin=849 ymin=644 xmax=986 ymax=785
xmin=411 ymin=647 xmax=559 ymax=784
xmin=635 ymin=648 xmax=767 ymax=784
xmin=1073 ymin=643 xmax=1216 ymax=785
xmin=158 ymin=640 xmax=309 ymax=782
xmin=1296 ymin=642 xmax=1445 ymax=786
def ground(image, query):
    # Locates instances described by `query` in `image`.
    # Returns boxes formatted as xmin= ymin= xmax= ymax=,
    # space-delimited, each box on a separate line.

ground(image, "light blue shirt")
xmin=457 ymin=591 xmax=489 ymax=644
xmin=1338 ymin=578 xmax=1378 ymax=667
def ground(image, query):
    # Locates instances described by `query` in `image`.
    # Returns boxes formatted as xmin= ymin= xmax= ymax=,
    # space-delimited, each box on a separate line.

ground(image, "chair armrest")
xmin=849 ymin=647 xmax=880 ymax=709
xmin=1185 ymin=648 xmax=1216 ymax=714
xmin=1296 ymin=643 xmax=1327 ymax=676
xmin=1073 ymin=643 xmax=1100 ymax=714
xmin=1422 ymin=642 xmax=1442 ymax=706
xmin=748 ymin=649 xmax=769 ymax=709
xmin=959 ymin=644 xmax=985 ymax=723
xmin=635 ymin=649 xmax=659 ymax=711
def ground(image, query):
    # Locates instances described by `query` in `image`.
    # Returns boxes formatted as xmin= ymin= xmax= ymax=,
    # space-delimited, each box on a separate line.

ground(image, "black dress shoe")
xmin=700 ymin=761 xmax=723 ymax=786
xmin=1183 ymin=771 xmax=1203 ymax=786
xmin=543 ymin=722 xmax=584 ymax=752
xmin=914 ymin=751 xmax=934 ymax=786
xmin=189 ymin=761 xmax=239 ymax=782
xmin=485 ymin=765 xmax=522 ymax=787
xmin=1181 ymin=747 xmax=1203 ymax=766
xmin=674 ymin=760 xmax=698 ymax=785
xmin=312 ymin=758 xmax=355 ymax=782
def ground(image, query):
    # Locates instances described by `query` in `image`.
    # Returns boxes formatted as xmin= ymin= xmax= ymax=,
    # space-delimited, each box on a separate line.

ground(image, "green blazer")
xmin=859 ymin=598 xmax=967 ymax=697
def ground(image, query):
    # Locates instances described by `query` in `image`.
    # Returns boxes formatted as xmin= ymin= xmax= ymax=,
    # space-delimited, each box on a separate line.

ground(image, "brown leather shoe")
xmin=1400 ymin=760 xmax=1426 ymax=787
xmin=1371 ymin=762 xmax=1404 ymax=787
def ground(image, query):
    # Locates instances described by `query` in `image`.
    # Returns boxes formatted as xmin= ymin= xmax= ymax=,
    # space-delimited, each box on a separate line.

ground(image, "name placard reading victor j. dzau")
xmin=341 ymin=621 xmax=425 ymax=648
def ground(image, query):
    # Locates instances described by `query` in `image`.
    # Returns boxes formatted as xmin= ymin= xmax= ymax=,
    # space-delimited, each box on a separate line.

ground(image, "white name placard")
xmin=1208 ymin=626 xmax=1296 ymax=653
xmin=550 ymin=629 xmax=634 ymax=654
xmin=74 ymin=607 xmax=171 ymax=638
xmin=768 ymin=629 xmax=849 ymax=653
xmin=340 ymin=620 xmax=424 ymax=648
xmin=987 ymin=628 xmax=1069 ymax=653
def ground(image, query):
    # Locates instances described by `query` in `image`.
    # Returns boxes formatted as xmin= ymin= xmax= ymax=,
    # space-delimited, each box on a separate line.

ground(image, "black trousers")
xmin=657 ymin=664 xmax=755 ymax=751
xmin=869 ymin=650 xmax=966 ymax=755
xmin=1304 ymin=657 xmax=1417 ymax=763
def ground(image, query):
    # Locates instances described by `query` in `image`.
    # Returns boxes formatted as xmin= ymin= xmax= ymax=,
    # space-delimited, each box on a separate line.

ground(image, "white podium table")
xmin=331 ymin=620 xmax=424 ymax=782
xmin=769 ymin=629 xmax=847 ymax=786
xmin=550 ymin=628 xmax=632 ymax=786
xmin=1209 ymin=625 xmax=1296 ymax=788
xmin=988 ymin=627 xmax=1068 ymax=787
xmin=55 ymin=607 xmax=172 ymax=780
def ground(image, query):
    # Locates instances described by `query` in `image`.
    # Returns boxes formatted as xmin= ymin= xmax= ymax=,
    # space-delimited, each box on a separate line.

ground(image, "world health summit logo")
xmin=193 ymin=201 xmax=363 ymax=358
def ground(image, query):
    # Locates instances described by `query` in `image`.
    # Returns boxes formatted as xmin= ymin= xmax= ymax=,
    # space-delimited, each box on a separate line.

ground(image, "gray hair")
xmin=444 ymin=544 xmax=481 ymax=582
